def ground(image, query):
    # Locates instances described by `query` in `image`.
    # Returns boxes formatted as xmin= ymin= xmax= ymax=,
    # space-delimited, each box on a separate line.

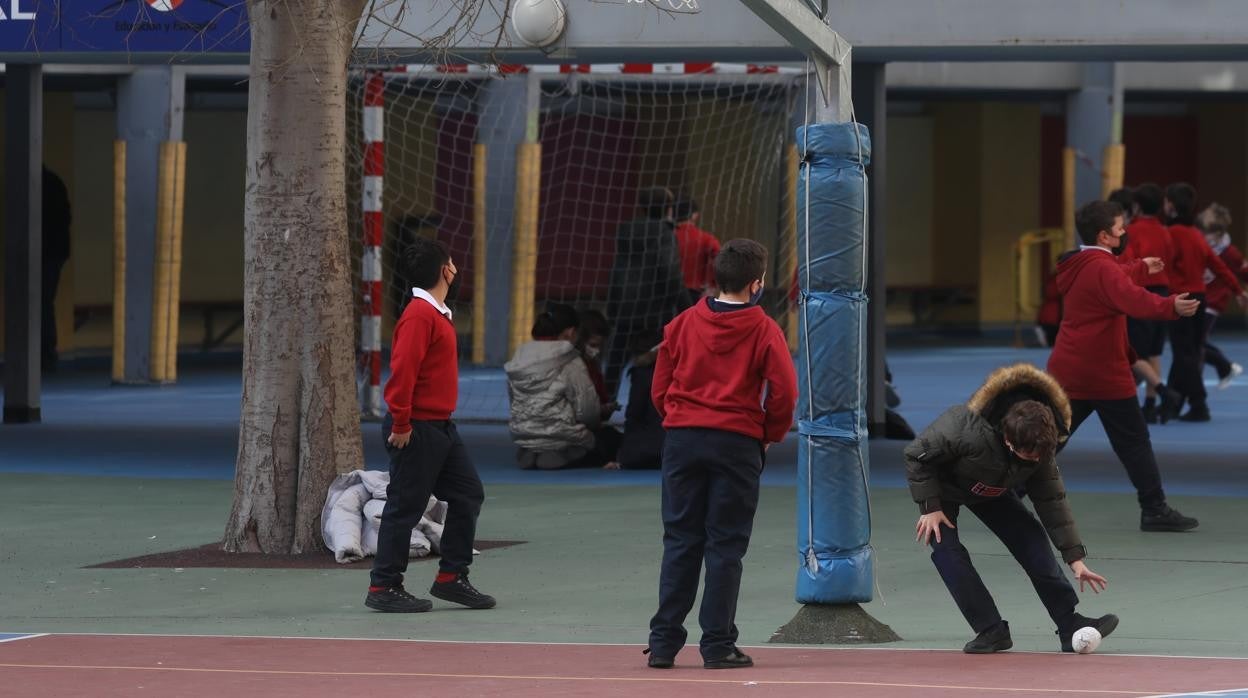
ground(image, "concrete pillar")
xmin=1067 ymin=63 xmax=1123 ymax=207
xmin=477 ymin=75 xmax=531 ymax=365
xmin=3 ymin=64 xmax=43 ymax=424
xmin=116 ymin=66 xmax=185 ymax=382
xmin=852 ymin=62 xmax=887 ymax=435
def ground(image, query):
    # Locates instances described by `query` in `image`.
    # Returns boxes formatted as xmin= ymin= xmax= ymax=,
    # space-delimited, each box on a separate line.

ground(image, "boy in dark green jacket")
xmin=906 ymin=364 xmax=1117 ymax=653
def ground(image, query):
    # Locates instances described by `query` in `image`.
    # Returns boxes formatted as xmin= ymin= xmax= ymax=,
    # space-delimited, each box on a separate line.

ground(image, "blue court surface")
xmin=2 ymin=336 xmax=1245 ymax=496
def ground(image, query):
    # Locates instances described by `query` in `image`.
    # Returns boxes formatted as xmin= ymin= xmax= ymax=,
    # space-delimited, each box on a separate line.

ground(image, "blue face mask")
xmin=749 ymin=283 xmax=764 ymax=306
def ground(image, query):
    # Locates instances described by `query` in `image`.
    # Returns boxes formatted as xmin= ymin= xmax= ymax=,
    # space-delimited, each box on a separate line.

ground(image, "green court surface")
xmin=3 ymin=474 xmax=1245 ymax=658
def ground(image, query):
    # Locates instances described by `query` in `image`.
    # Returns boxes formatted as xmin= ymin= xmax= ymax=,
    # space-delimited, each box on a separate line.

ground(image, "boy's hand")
xmin=387 ymin=430 xmax=412 ymax=449
xmin=915 ymin=511 xmax=955 ymax=545
xmin=1069 ymin=559 xmax=1108 ymax=593
xmin=1173 ymin=293 xmax=1200 ymax=317
xmin=1143 ymin=257 xmax=1164 ymax=274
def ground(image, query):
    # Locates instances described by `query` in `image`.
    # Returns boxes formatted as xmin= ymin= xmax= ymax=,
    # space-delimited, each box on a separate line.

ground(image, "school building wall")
xmin=4 ymin=89 xmax=1248 ymax=358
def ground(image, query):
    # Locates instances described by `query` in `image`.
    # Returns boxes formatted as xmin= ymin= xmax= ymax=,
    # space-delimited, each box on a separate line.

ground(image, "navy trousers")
xmin=649 ymin=427 xmax=764 ymax=660
xmin=929 ymin=494 xmax=1079 ymax=634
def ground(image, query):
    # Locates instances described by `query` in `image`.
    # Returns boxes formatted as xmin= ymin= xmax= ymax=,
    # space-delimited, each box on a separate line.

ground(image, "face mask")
xmin=584 ymin=346 xmax=601 ymax=359
xmin=445 ymin=269 xmax=461 ymax=302
xmin=749 ymin=282 xmax=764 ymax=306
xmin=1110 ymin=232 xmax=1128 ymax=257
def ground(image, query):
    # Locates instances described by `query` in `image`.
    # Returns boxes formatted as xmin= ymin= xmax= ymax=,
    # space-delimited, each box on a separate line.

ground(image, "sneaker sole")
xmin=647 ymin=659 xmax=675 ymax=669
xmin=364 ymin=598 xmax=433 ymax=613
xmin=429 ymin=589 xmax=497 ymax=609
xmin=1140 ymin=521 xmax=1199 ymax=532
xmin=703 ymin=661 xmax=754 ymax=669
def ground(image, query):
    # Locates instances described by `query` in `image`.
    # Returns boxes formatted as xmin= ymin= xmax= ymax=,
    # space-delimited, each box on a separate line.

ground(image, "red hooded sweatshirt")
xmin=674 ymin=222 xmax=722 ymax=292
xmin=1205 ymin=241 xmax=1248 ymax=314
xmin=1047 ymin=248 xmax=1177 ymax=400
xmin=652 ymin=300 xmax=797 ymax=443
xmin=1169 ymin=224 xmax=1243 ymax=297
xmin=1123 ymin=216 xmax=1175 ymax=288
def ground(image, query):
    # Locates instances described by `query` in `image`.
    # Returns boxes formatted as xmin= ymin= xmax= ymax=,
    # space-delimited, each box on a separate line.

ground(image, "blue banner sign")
xmin=0 ymin=0 xmax=250 ymax=56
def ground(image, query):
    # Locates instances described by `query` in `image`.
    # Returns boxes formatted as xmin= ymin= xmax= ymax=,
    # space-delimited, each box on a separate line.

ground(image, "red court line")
xmin=1 ymin=635 xmax=1246 ymax=698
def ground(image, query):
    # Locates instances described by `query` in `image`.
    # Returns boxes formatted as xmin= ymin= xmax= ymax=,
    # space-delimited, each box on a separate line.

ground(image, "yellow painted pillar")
xmin=508 ymin=143 xmax=541 ymax=357
xmin=472 ymin=143 xmax=488 ymax=365
xmin=112 ymin=141 xmax=128 ymax=383
xmin=150 ymin=141 xmax=187 ymax=383
xmin=1101 ymin=144 xmax=1125 ymax=200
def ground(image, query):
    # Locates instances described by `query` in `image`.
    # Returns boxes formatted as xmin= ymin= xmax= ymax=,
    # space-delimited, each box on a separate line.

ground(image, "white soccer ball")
xmin=511 ymin=0 xmax=567 ymax=48
xmin=1071 ymin=627 xmax=1102 ymax=654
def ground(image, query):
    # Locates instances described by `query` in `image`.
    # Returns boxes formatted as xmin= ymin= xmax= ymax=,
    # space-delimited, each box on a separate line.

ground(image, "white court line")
xmin=25 ymin=631 xmax=1248 ymax=661
xmin=0 ymin=634 xmax=48 ymax=644
xmin=1139 ymin=688 xmax=1248 ymax=698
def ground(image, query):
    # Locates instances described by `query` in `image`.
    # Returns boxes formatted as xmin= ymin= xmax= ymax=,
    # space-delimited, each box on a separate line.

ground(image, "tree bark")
xmin=225 ymin=0 xmax=369 ymax=553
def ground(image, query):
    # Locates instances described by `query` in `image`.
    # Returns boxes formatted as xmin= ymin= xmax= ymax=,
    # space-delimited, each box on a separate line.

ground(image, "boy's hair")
xmin=629 ymin=328 xmax=664 ymax=357
xmin=637 ymin=186 xmax=674 ymax=220
xmin=714 ymin=239 xmax=768 ymax=293
xmin=1107 ymin=187 xmax=1134 ymax=215
xmin=577 ymin=308 xmax=610 ymax=340
xmin=401 ymin=236 xmax=451 ymax=291
xmin=1196 ymin=202 xmax=1232 ymax=233
xmin=1133 ymin=183 xmax=1164 ymax=216
xmin=1165 ymin=182 xmax=1197 ymax=225
xmin=674 ymin=197 xmax=699 ymax=223
xmin=1075 ymin=200 xmax=1123 ymax=246
xmin=1001 ymin=400 xmax=1059 ymax=462
xmin=532 ymin=303 xmax=579 ymax=339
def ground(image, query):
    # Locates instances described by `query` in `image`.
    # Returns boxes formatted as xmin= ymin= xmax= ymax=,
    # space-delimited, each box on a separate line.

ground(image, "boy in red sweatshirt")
xmin=366 ymin=237 xmax=494 ymax=613
xmin=1164 ymin=184 xmax=1248 ymax=421
xmin=1121 ymin=184 xmax=1178 ymax=421
xmin=645 ymin=239 xmax=797 ymax=670
xmin=1046 ymin=200 xmax=1201 ymax=532
xmin=1197 ymin=204 xmax=1248 ymax=388
xmin=674 ymin=197 xmax=722 ymax=305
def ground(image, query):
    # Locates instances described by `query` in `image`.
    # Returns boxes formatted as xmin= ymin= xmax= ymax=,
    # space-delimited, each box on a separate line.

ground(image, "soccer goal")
xmin=345 ymin=63 xmax=806 ymax=419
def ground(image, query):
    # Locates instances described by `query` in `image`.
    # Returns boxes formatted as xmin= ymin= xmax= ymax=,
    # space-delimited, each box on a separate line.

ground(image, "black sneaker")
xmin=1059 ymin=613 xmax=1119 ymax=653
xmin=1141 ymin=506 xmax=1199 ymax=532
xmin=643 ymin=648 xmax=674 ymax=669
xmin=1142 ymin=403 xmax=1158 ymax=425
xmin=1158 ymin=386 xmax=1183 ymax=425
xmin=963 ymin=620 xmax=1012 ymax=654
xmin=430 ymin=574 xmax=496 ymax=609
xmin=365 ymin=586 xmax=432 ymax=613
xmin=704 ymin=648 xmax=753 ymax=669
xmin=1178 ymin=404 xmax=1211 ymax=422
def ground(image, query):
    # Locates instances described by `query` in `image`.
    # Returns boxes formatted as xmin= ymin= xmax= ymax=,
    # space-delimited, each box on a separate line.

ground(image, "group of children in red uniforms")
xmin=1040 ymin=183 xmax=1248 ymax=423
xmin=361 ymin=188 xmax=1230 ymax=664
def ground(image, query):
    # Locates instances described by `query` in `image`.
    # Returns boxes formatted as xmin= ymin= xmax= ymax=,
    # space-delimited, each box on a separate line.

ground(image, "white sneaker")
xmin=1219 ymin=363 xmax=1243 ymax=390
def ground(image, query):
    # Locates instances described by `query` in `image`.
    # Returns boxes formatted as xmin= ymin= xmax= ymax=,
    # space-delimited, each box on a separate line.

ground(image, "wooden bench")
xmin=74 ymin=301 xmax=244 ymax=351
xmin=885 ymin=284 xmax=977 ymax=326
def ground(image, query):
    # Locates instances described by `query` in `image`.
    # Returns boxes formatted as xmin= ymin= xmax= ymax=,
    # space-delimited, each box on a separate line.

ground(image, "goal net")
xmin=346 ymin=64 xmax=804 ymax=420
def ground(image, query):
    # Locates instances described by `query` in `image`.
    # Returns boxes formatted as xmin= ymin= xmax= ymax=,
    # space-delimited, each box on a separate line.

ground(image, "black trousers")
xmin=370 ymin=417 xmax=485 ymax=588
xmin=649 ymin=428 xmax=764 ymax=660
xmin=1168 ymin=295 xmax=1208 ymax=409
xmin=929 ymin=495 xmax=1079 ymax=634
xmin=1066 ymin=397 xmax=1166 ymax=511
xmin=1202 ymin=312 xmax=1233 ymax=378
xmin=42 ymin=258 xmax=65 ymax=366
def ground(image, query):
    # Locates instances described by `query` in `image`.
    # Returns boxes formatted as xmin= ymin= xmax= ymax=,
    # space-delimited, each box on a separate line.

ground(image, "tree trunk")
xmin=225 ymin=0 xmax=369 ymax=553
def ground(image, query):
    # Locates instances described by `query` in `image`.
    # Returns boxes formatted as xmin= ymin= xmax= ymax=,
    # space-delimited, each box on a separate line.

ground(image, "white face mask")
xmin=584 ymin=346 xmax=601 ymax=359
